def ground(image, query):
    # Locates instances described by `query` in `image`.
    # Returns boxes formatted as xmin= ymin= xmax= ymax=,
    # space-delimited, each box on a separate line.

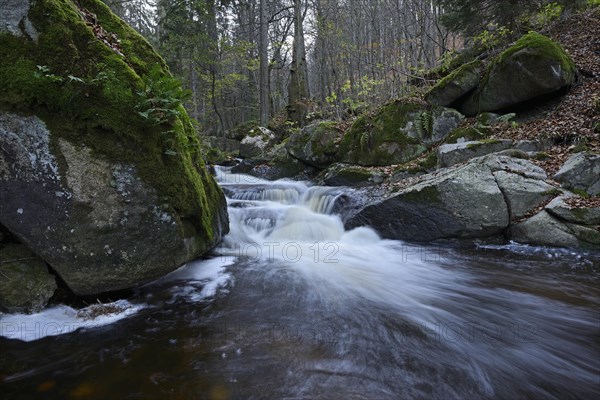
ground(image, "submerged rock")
xmin=0 ymin=244 xmax=57 ymax=313
xmin=0 ymin=0 xmax=228 ymax=295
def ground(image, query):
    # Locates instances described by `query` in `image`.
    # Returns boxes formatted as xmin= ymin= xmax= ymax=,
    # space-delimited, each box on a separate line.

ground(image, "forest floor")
xmin=488 ymin=6 xmax=600 ymax=176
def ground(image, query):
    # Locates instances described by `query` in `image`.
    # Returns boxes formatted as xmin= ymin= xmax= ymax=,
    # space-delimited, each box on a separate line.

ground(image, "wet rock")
xmin=0 ymin=244 xmax=57 ymax=313
xmin=509 ymin=211 xmax=599 ymax=250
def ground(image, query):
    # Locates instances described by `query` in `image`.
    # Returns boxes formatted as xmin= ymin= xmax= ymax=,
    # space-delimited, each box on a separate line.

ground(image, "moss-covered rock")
xmin=473 ymin=32 xmax=576 ymax=115
xmin=425 ymin=60 xmax=482 ymax=107
xmin=0 ymin=244 xmax=57 ymax=313
xmin=337 ymin=99 xmax=463 ymax=167
xmin=0 ymin=0 xmax=228 ymax=295
xmin=319 ymin=164 xmax=379 ymax=187
xmin=286 ymin=120 xmax=341 ymax=168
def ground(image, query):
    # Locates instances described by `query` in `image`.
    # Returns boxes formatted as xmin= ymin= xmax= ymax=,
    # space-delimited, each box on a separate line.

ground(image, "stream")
xmin=1 ymin=167 xmax=599 ymax=399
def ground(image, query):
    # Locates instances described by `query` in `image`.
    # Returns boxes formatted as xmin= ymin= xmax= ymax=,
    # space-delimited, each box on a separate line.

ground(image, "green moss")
xmin=533 ymin=151 xmax=551 ymax=160
xmin=570 ymin=207 xmax=588 ymax=221
xmin=572 ymin=188 xmax=591 ymax=198
xmin=310 ymin=120 xmax=340 ymax=157
xmin=494 ymin=32 xmax=575 ymax=75
xmin=445 ymin=126 xmax=489 ymax=144
xmin=427 ymin=60 xmax=482 ymax=94
xmin=418 ymin=152 xmax=438 ymax=169
xmin=466 ymin=139 xmax=501 ymax=149
xmin=232 ymin=120 xmax=260 ymax=139
xmin=542 ymin=188 xmax=562 ymax=196
xmin=574 ymin=227 xmax=600 ymax=245
xmin=0 ymin=0 xmax=225 ymax=246
xmin=335 ymin=167 xmax=373 ymax=182
xmin=401 ymin=186 xmax=442 ymax=204
xmin=480 ymin=31 xmax=576 ymax=91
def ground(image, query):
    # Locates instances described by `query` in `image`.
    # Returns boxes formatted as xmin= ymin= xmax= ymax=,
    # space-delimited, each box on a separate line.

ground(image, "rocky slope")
xmin=216 ymin=6 xmax=599 ymax=251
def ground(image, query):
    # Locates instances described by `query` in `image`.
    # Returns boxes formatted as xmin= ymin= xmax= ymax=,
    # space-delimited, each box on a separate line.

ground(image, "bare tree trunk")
xmin=287 ymin=0 xmax=309 ymax=126
xmin=259 ymin=0 xmax=270 ymax=126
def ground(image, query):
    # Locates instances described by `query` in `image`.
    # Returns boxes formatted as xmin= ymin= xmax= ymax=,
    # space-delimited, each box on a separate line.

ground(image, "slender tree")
xmin=287 ymin=0 xmax=309 ymax=126
xmin=259 ymin=0 xmax=270 ymax=126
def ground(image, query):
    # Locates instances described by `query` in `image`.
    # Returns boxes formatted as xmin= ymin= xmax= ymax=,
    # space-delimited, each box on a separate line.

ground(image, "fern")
xmin=415 ymin=111 xmax=433 ymax=137
xmin=359 ymin=132 xmax=371 ymax=151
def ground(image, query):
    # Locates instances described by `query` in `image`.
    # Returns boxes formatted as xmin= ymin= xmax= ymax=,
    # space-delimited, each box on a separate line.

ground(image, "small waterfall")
xmin=213 ymin=166 xmax=460 ymax=319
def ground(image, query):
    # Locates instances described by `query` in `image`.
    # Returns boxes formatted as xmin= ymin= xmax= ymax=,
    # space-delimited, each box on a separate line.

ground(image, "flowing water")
xmin=1 ymin=167 xmax=599 ymax=400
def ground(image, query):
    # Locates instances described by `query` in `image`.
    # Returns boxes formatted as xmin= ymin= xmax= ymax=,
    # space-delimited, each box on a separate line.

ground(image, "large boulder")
xmin=239 ymin=127 xmax=275 ymax=159
xmin=425 ymin=60 xmax=482 ymax=107
xmin=475 ymin=32 xmax=576 ymax=114
xmin=337 ymin=99 xmax=463 ymax=166
xmin=286 ymin=121 xmax=341 ymax=168
xmin=0 ymin=0 xmax=228 ymax=295
xmin=346 ymin=154 xmax=557 ymax=241
xmin=553 ymin=152 xmax=600 ymax=196
xmin=0 ymin=244 xmax=57 ymax=313
xmin=346 ymin=160 xmax=509 ymax=240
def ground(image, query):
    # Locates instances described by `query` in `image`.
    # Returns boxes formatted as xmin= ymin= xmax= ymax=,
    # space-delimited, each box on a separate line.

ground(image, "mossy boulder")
xmin=286 ymin=121 xmax=341 ymax=168
xmin=319 ymin=164 xmax=380 ymax=187
xmin=337 ymin=99 xmax=463 ymax=167
xmin=0 ymin=0 xmax=228 ymax=295
xmin=425 ymin=60 xmax=482 ymax=107
xmin=471 ymin=32 xmax=576 ymax=115
xmin=0 ymin=244 xmax=57 ymax=313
